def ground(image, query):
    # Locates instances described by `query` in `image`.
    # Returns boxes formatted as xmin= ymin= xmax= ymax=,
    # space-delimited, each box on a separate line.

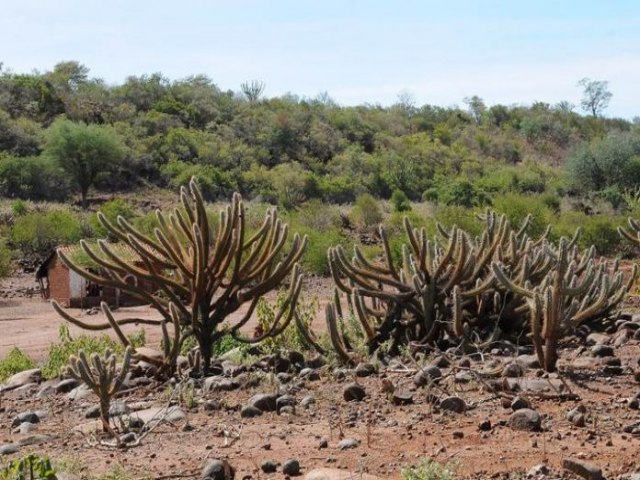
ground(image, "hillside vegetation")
xmin=1 ymin=61 xmax=640 ymax=271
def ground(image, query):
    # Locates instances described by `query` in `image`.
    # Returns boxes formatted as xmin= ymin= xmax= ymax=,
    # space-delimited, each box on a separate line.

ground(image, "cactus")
xmin=67 ymin=347 xmax=132 ymax=435
xmin=493 ymin=238 xmax=636 ymax=372
xmin=52 ymin=178 xmax=306 ymax=374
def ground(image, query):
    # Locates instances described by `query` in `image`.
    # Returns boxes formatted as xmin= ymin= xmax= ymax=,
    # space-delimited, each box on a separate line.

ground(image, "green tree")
xmin=44 ymin=118 xmax=124 ymax=208
xmin=578 ymin=78 xmax=612 ymax=118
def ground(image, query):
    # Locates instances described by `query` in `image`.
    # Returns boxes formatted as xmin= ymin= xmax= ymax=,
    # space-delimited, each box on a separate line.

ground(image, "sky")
xmin=1 ymin=0 xmax=639 ymax=118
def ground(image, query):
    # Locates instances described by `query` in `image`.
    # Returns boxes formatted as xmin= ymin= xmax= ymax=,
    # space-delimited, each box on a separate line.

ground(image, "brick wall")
xmin=47 ymin=257 xmax=71 ymax=307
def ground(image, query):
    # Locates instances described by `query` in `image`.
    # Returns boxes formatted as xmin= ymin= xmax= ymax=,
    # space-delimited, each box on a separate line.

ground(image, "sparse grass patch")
xmin=0 ymin=347 xmax=36 ymax=381
xmin=401 ymin=458 xmax=457 ymax=480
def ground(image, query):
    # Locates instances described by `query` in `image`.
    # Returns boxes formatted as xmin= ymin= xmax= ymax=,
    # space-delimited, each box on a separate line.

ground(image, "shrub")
xmin=298 ymin=226 xmax=348 ymax=276
xmin=491 ymin=193 xmax=554 ymax=238
xmin=0 ymin=347 xmax=36 ymax=381
xmin=401 ymin=458 xmax=456 ymax=480
xmin=578 ymin=216 xmax=624 ymax=256
xmin=0 ymin=155 xmax=69 ymax=201
xmin=0 ymin=453 xmax=57 ymax=480
xmin=352 ymin=193 xmax=383 ymax=227
xmin=162 ymin=160 xmax=237 ymax=201
xmin=0 ymin=239 xmax=14 ymax=278
xmin=91 ymin=198 xmax=137 ymax=240
xmin=10 ymin=209 xmax=87 ymax=258
xmin=11 ymin=199 xmax=28 ymax=216
xmin=391 ymin=189 xmax=412 ymax=212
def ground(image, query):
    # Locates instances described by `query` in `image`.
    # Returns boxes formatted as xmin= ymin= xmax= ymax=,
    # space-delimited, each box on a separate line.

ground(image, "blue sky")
xmin=2 ymin=0 xmax=639 ymax=118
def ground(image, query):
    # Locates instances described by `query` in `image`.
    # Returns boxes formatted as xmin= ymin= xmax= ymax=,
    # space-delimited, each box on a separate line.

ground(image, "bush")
xmin=401 ymin=458 xmax=456 ymax=480
xmin=10 ymin=209 xmax=87 ymax=258
xmin=578 ymin=216 xmax=624 ymax=256
xmin=0 ymin=347 xmax=36 ymax=381
xmin=391 ymin=189 xmax=412 ymax=212
xmin=298 ymin=226 xmax=348 ymax=276
xmin=0 ymin=155 xmax=69 ymax=201
xmin=91 ymin=198 xmax=137 ymax=240
xmin=352 ymin=193 xmax=383 ymax=227
xmin=162 ymin=160 xmax=237 ymax=201
xmin=0 ymin=453 xmax=56 ymax=480
xmin=491 ymin=193 xmax=554 ymax=238
xmin=0 ymin=239 xmax=14 ymax=278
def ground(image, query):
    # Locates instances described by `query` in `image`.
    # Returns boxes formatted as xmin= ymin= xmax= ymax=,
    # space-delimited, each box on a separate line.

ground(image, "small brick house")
xmin=36 ymin=244 xmax=158 ymax=308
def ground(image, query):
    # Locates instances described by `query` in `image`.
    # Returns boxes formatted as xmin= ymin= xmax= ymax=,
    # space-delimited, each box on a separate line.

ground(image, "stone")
xmin=277 ymin=372 xmax=292 ymax=384
xmin=318 ymin=437 xmax=328 ymax=449
xmin=413 ymin=366 xmax=442 ymax=387
xmin=261 ymin=461 xmax=278 ymax=473
xmin=300 ymin=368 xmax=321 ymax=381
xmin=276 ymin=394 xmax=296 ymax=413
xmin=590 ymin=344 xmax=614 ymax=357
xmin=562 ymin=458 xmax=603 ymax=480
xmin=202 ymin=459 xmax=235 ymax=480
xmin=54 ymin=378 xmax=79 ymax=394
xmin=515 ymin=354 xmax=540 ymax=369
xmin=0 ymin=443 xmax=19 ymax=455
xmin=478 ymin=419 xmax=492 ymax=431
xmin=509 ymin=409 xmax=541 ymax=431
xmin=628 ymin=392 xmax=640 ymax=410
xmin=585 ymin=333 xmax=610 ymax=346
xmin=13 ymin=422 xmax=38 ymax=434
xmin=502 ymin=362 xmax=524 ymax=378
xmin=0 ymin=369 xmax=41 ymax=393
xmin=567 ymin=406 xmax=587 ymax=427
xmin=354 ymin=362 xmax=376 ymax=377
xmin=66 ymin=384 xmax=92 ymax=401
xmin=338 ymin=438 xmax=359 ymax=450
xmin=282 ymin=459 xmax=301 ymax=476
xmin=430 ymin=355 xmax=451 ymax=368
xmin=343 ymin=383 xmax=366 ymax=402
xmin=109 ymin=401 xmax=130 ymax=417
xmin=249 ymin=393 xmax=279 ymax=412
xmin=11 ymin=411 xmax=40 ymax=428
xmin=510 ymin=396 xmax=531 ymax=411
xmin=392 ymin=390 xmax=414 ymax=405
xmin=528 ymin=464 xmax=550 ymax=476
xmin=300 ymin=395 xmax=316 ymax=408
xmin=240 ymin=405 xmax=263 ymax=418
xmin=439 ymin=396 xmax=466 ymax=413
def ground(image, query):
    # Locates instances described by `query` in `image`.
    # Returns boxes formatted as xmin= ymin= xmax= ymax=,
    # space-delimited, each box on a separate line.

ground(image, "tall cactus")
xmin=493 ymin=238 xmax=636 ymax=372
xmin=67 ymin=347 xmax=132 ymax=434
xmin=53 ymin=179 xmax=307 ymax=374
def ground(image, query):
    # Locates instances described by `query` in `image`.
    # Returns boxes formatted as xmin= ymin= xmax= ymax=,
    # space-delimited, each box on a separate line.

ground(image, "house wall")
xmin=47 ymin=257 xmax=72 ymax=307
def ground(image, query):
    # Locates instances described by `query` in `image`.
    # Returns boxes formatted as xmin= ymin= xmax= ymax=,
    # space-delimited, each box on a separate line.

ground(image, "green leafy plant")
xmin=0 ymin=453 xmax=57 ymax=480
xmin=0 ymin=347 xmax=36 ymax=382
xmin=401 ymin=458 xmax=456 ymax=480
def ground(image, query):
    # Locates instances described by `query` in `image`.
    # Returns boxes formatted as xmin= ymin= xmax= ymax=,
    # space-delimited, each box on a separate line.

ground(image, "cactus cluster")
xmin=67 ymin=347 xmax=132 ymax=434
xmin=299 ymin=210 xmax=636 ymax=371
xmin=52 ymin=179 xmax=307 ymax=374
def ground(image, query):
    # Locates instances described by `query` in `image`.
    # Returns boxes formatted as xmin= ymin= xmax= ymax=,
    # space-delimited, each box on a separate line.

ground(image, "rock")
xmin=13 ymin=421 xmax=38 ymax=434
xmin=282 ymin=459 xmax=301 ymax=476
xmin=586 ymin=333 xmax=610 ymax=346
xmin=355 ymin=362 xmax=376 ymax=377
xmin=502 ymin=362 xmax=524 ymax=378
xmin=628 ymin=392 xmax=640 ymax=410
xmin=509 ymin=409 xmax=541 ymax=431
xmin=36 ymin=383 xmax=56 ymax=399
xmin=635 ymin=370 xmax=640 ymax=383
xmin=277 ymin=372 xmax=292 ymax=384
xmin=84 ymin=405 xmax=100 ymax=419
xmin=454 ymin=371 xmax=472 ymax=383
xmin=567 ymin=405 xmax=587 ymax=427
xmin=11 ymin=411 xmax=40 ymax=428
xmin=515 ymin=354 xmax=540 ymax=369
xmin=338 ymin=438 xmax=359 ymax=450
xmin=276 ymin=395 xmax=296 ymax=413
xmin=202 ymin=459 xmax=235 ymax=480
xmin=304 ymin=468 xmax=383 ymax=480
xmin=528 ymin=464 xmax=550 ymax=476
xmin=478 ymin=419 xmax=492 ymax=431
xmin=240 ymin=405 xmax=263 ymax=418
xmin=392 ymin=390 xmax=414 ymax=405
xmin=591 ymin=344 xmax=614 ymax=357
xmin=307 ymin=355 xmax=326 ymax=369
xmin=343 ymin=383 xmax=366 ymax=402
xmin=300 ymin=368 xmax=321 ymax=381
xmin=249 ymin=393 xmax=279 ymax=412
xmin=413 ymin=366 xmax=442 ymax=387
xmin=510 ymin=396 xmax=531 ymax=411
xmin=54 ymin=378 xmax=79 ymax=394
xmin=318 ymin=438 xmax=328 ymax=449
xmin=430 ymin=355 xmax=451 ymax=368
xmin=562 ymin=458 xmax=603 ymax=480
xmin=439 ymin=396 xmax=466 ymax=413
xmin=0 ymin=443 xmax=19 ymax=455
xmin=0 ymin=368 xmax=41 ymax=393
xmin=261 ymin=461 xmax=278 ymax=473
xmin=66 ymin=384 xmax=92 ymax=401
xmin=300 ymin=395 xmax=316 ymax=408
xmin=109 ymin=401 xmax=130 ymax=417
xmin=204 ymin=399 xmax=222 ymax=411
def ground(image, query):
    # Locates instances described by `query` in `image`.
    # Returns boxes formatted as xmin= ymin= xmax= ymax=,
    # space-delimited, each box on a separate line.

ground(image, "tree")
xmin=44 ymin=118 xmax=124 ymax=208
xmin=240 ymin=80 xmax=265 ymax=103
xmin=578 ymin=78 xmax=612 ymax=118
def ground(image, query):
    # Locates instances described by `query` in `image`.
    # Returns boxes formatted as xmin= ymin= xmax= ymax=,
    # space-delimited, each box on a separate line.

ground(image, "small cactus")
xmin=67 ymin=347 xmax=132 ymax=434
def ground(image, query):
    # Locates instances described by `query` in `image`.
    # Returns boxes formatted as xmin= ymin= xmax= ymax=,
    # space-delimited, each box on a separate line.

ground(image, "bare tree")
xmin=240 ymin=80 xmax=265 ymax=103
xmin=578 ymin=78 xmax=612 ymax=117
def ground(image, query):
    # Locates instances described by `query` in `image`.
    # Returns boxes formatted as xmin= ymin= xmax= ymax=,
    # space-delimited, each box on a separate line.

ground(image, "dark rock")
xmin=300 ymin=368 xmax=321 ymax=381
xmin=288 ymin=351 xmax=305 ymax=368
xmin=249 ymin=393 xmax=279 ymax=412
xmin=586 ymin=333 xmax=610 ymax=346
xmin=261 ymin=461 xmax=278 ymax=473
xmin=300 ymin=395 xmax=316 ymax=408
xmin=439 ymin=396 xmax=466 ymax=413
xmin=343 ymin=383 xmax=366 ymax=402
xmin=502 ymin=362 xmax=524 ymax=378
xmin=282 ymin=459 xmax=301 ymax=476
xmin=355 ymin=362 xmax=376 ymax=377
xmin=202 ymin=459 xmax=235 ymax=480
xmin=332 ymin=369 xmax=347 ymax=380
xmin=515 ymin=354 xmax=540 ymax=369
xmin=413 ymin=366 xmax=442 ymax=387
xmin=0 ymin=443 xmax=19 ymax=455
xmin=628 ymin=392 xmax=640 ymax=410
xmin=458 ymin=357 xmax=471 ymax=368
xmin=240 ymin=405 xmax=263 ymax=418
xmin=277 ymin=372 xmax=292 ymax=384
xmin=84 ymin=406 xmax=100 ymax=419
xmin=109 ymin=401 xmax=130 ymax=417
xmin=204 ymin=399 xmax=222 ymax=411
xmin=307 ymin=355 xmax=326 ymax=369
xmin=510 ymin=396 xmax=531 ymax=411
xmin=567 ymin=405 xmax=587 ymax=427
xmin=509 ymin=409 xmax=541 ymax=431
xmin=590 ymin=344 xmax=614 ymax=357
xmin=430 ymin=355 xmax=451 ymax=368
xmin=338 ymin=438 xmax=359 ymax=450
xmin=562 ymin=458 xmax=603 ymax=480
xmin=276 ymin=395 xmax=296 ymax=413
xmin=54 ymin=378 xmax=79 ymax=394
xmin=11 ymin=412 xmax=40 ymax=428
xmin=392 ymin=390 xmax=414 ymax=405
xmin=634 ymin=329 xmax=640 ymax=340
xmin=454 ymin=371 xmax=472 ymax=383
xmin=478 ymin=419 xmax=492 ymax=431
xmin=318 ymin=437 xmax=328 ymax=449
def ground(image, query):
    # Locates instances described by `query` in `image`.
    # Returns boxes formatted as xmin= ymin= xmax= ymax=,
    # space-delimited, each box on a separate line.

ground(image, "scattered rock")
xmin=628 ymin=392 xmax=640 ymax=410
xmin=318 ymin=437 xmax=328 ymax=449
xmin=300 ymin=395 xmax=316 ymax=408
xmin=11 ymin=411 xmax=40 ymax=428
xmin=439 ymin=396 xmax=466 ymax=414
xmin=585 ymin=333 xmax=610 ymax=346
xmin=562 ymin=458 xmax=603 ymax=480
xmin=300 ymin=368 xmax=321 ymax=381
xmin=305 ymin=468 xmax=383 ymax=480
xmin=0 ymin=443 xmax=19 ymax=455
xmin=261 ymin=461 xmax=278 ymax=473
xmin=509 ymin=408 xmax=541 ymax=431
xmin=54 ymin=378 xmax=79 ymax=394
xmin=276 ymin=394 xmax=296 ymax=413
xmin=13 ymin=421 xmax=38 ymax=434
xmin=0 ymin=369 xmax=41 ymax=393
xmin=249 ymin=393 xmax=279 ymax=412
xmin=510 ymin=396 xmax=531 ymax=411
xmin=528 ymin=464 xmax=550 ymax=476
xmin=201 ymin=458 xmax=235 ymax=480
xmin=282 ymin=459 xmax=301 ymax=476
xmin=590 ymin=344 xmax=614 ymax=358
xmin=502 ymin=362 xmax=524 ymax=378
xmin=413 ymin=366 xmax=442 ymax=387
xmin=343 ymin=383 xmax=366 ymax=402
xmin=355 ymin=362 xmax=376 ymax=377
xmin=338 ymin=438 xmax=359 ymax=450
xmin=515 ymin=354 xmax=540 ymax=369
xmin=240 ymin=405 xmax=263 ymax=418
xmin=478 ymin=419 xmax=492 ymax=431
xmin=567 ymin=405 xmax=587 ymax=427
xmin=392 ymin=390 xmax=414 ymax=405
